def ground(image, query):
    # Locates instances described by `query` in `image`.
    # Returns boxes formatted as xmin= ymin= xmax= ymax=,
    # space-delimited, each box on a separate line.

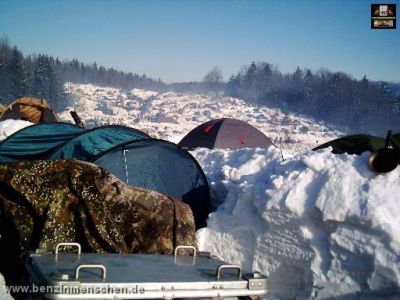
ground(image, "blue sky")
xmin=0 ymin=0 xmax=399 ymax=83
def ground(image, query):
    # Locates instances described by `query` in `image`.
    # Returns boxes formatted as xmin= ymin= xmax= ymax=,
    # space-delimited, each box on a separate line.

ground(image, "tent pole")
xmin=70 ymin=111 xmax=85 ymax=128
xmin=123 ymin=148 xmax=129 ymax=184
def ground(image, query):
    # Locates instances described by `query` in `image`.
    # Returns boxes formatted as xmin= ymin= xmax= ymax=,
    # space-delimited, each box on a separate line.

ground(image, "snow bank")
xmin=194 ymin=147 xmax=400 ymax=299
xmin=0 ymin=119 xmax=33 ymax=141
xmin=0 ymin=273 xmax=12 ymax=300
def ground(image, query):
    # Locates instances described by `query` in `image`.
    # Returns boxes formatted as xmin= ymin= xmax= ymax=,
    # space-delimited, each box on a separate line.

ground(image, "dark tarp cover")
xmin=313 ymin=134 xmax=400 ymax=155
xmin=48 ymin=125 xmax=150 ymax=160
xmin=93 ymin=139 xmax=211 ymax=229
xmin=179 ymin=118 xmax=274 ymax=150
xmin=0 ymin=123 xmax=84 ymax=163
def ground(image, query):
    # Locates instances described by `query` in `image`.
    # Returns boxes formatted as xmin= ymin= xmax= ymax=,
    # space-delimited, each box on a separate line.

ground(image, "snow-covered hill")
xmin=59 ymin=83 xmax=341 ymax=157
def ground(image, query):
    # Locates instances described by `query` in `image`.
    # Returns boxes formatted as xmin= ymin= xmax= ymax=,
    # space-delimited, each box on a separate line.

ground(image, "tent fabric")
xmin=0 ymin=97 xmax=59 ymax=123
xmin=48 ymin=125 xmax=151 ymax=161
xmin=392 ymin=134 xmax=400 ymax=149
xmin=0 ymin=103 xmax=6 ymax=114
xmin=93 ymin=139 xmax=211 ymax=229
xmin=313 ymin=134 xmax=400 ymax=155
xmin=0 ymin=123 xmax=211 ymax=229
xmin=0 ymin=124 xmax=150 ymax=163
xmin=178 ymin=118 xmax=274 ymax=150
xmin=0 ymin=103 xmax=21 ymax=121
xmin=0 ymin=123 xmax=84 ymax=163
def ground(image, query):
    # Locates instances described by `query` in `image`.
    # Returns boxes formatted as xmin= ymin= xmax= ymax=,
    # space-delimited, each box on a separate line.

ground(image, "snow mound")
xmin=193 ymin=147 xmax=400 ymax=299
xmin=0 ymin=119 xmax=33 ymax=141
xmin=130 ymin=88 xmax=158 ymax=100
xmin=0 ymin=273 xmax=13 ymax=300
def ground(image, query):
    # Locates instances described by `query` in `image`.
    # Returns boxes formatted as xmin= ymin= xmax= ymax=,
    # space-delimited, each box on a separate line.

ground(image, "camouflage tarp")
xmin=0 ymin=160 xmax=195 ymax=288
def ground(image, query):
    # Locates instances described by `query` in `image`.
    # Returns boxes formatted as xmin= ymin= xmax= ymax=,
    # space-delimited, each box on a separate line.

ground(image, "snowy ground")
xmin=59 ymin=83 xmax=341 ymax=157
xmin=1 ymin=84 xmax=399 ymax=299
xmin=0 ymin=119 xmax=33 ymax=140
xmin=195 ymin=147 xmax=400 ymax=299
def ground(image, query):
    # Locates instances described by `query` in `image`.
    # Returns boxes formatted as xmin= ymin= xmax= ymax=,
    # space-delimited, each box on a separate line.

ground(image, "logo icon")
xmin=371 ymin=4 xmax=396 ymax=29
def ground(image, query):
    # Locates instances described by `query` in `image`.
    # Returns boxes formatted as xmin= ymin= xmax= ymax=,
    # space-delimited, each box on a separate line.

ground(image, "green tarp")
xmin=0 ymin=123 xmax=84 ymax=163
xmin=313 ymin=134 xmax=400 ymax=155
xmin=0 ymin=124 xmax=149 ymax=163
xmin=48 ymin=125 xmax=150 ymax=160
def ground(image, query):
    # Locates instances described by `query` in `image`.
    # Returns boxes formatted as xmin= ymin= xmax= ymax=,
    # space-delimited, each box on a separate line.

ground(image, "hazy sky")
xmin=0 ymin=0 xmax=399 ymax=83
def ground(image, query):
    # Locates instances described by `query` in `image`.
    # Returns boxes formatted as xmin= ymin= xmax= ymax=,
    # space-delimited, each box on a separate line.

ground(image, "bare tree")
xmin=203 ymin=66 xmax=223 ymax=97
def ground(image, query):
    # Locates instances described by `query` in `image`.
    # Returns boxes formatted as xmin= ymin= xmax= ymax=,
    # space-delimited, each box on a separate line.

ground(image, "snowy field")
xmin=1 ymin=83 xmax=399 ymax=299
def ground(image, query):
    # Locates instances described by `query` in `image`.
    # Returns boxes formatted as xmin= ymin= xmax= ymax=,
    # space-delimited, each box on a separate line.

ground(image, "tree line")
xmin=0 ymin=39 xmax=65 ymax=110
xmin=225 ymin=62 xmax=399 ymax=135
xmin=1 ymin=39 xmax=398 ymax=135
xmin=0 ymin=39 xmax=165 ymax=111
xmin=62 ymin=58 xmax=166 ymax=92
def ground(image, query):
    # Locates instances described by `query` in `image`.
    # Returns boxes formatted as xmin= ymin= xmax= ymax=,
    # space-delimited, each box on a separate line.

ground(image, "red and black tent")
xmin=179 ymin=118 xmax=274 ymax=150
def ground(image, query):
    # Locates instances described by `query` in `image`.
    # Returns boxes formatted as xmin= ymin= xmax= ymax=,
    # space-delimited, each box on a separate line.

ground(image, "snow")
xmin=0 ymin=119 xmax=33 ymax=141
xmin=0 ymin=83 xmax=399 ymax=299
xmin=59 ymin=83 xmax=342 ymax=157
xmin=130 ymin=88 xmax=158 ymax=100
xmin=0 ymin=274 xmax=12 ymax=300
xmin=194 ymin=147 xmax=400 ymax=299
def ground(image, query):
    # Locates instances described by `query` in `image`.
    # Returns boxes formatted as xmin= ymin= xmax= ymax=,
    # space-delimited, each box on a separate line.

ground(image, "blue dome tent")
xmin=92 ymin=139 xmax=210 ymax=229
xmin=48 ymin=125 xmax=151 ymax=160
xmin=0 ymin=123 xmax=211 ymax=228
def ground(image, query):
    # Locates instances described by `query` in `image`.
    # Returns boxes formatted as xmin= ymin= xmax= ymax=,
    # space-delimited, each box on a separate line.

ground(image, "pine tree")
xmin=242 ymin=62 xmax=258 ymax=101
xmin=32 ymin=55 xmax=65 ymax=110
xmin=259 ymin=63 xmax=272 ymax=99
xmin=8 ymin=46 xmax=30 ymax=100
xmin=0 ymin=38 xmax=12 ymax=102
xmin=33 ymin=54 xmax=50 ymax=100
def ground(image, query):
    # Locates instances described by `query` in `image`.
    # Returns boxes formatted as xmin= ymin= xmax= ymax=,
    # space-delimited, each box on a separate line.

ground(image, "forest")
xmin=225 ymin=62 xmax=400 ymax=135
xmin=0 ymin=39 xmax=164 ymax=110
xmin=0 ymin=40 xmax=398 ymax=135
